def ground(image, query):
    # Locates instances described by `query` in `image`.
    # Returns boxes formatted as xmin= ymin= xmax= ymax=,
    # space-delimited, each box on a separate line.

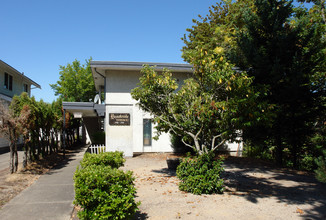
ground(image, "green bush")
xmin=81 ymin=151 xmax=125 ymax=168
xmin=315 ymin=150 xmax=326 ymax=183
xmin=176 ymin=153 xmax=224 ymax=195
xmin=74 ymin=165 xmax=140 ymax=220
xmin=299 ymin=154 xmax=315 ymax=171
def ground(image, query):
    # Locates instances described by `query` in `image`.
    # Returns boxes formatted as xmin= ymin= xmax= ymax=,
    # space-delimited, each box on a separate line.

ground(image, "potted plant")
xmin=166 ymin=157 xmax=181 ymax=170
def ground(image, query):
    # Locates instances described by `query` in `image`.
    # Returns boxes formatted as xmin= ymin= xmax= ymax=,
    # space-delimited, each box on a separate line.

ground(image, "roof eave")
xmin=0 ymin=60 xmax=41 ymax=89
xmin=90 ymin=61 xmax=193 ymax=73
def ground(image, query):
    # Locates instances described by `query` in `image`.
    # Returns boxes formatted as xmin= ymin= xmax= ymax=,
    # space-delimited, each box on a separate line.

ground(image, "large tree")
xmin=131 ymin=50 xmax=259 ymax=155
xmin=236 ymin=0 xmax=326 ymax=167
xmin=50 ymin=58 xmax=96 ymax=102
xmin=182 ymin=0 xmax=326 ymax=167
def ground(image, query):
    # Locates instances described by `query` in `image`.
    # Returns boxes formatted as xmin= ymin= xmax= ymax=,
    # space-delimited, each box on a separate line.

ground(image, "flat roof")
xmin=90 ymin=61 xmax=193 ymax=72
xmin=62 ymin=102 xmax=105 ymax=117
xmin=90 ymin=61 xmax=193 ymax=91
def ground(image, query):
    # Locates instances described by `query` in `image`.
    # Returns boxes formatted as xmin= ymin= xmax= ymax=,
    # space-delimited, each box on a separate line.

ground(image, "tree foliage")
xmin=50 ymin=58 xmax=96 ymax=102
xmin=236 ymin=0 xmax=326 ymax=167
xmin=0 ymin=92 xmax=81 ymax=173
xmin=131 ymin=48 xmax=259 ymax=155
xmin=0 ymin=101 xmax=28 ymax=173
xmin=315 ymin=150 xmax=326 ymax=183
xmin=181 ymin=0 xmax=326 ymax=169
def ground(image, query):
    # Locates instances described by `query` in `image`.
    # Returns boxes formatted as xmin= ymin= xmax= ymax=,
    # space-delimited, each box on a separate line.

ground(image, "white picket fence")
xmin=89 ymin=144 xmax=106 ymax=154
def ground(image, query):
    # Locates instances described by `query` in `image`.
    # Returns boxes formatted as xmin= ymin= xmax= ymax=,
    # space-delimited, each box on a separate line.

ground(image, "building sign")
xmin=109 ymin=113 xmax=130 ymax=126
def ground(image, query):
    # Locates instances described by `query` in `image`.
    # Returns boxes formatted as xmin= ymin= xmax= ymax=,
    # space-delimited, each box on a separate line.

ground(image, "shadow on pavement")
xmin=133 ymin=211 xmax=149 ymax=219
xmin=151 ymin=168 xmax=176 ymax=177
xmin=222 ymin=158 xmax=326 ymax=219
xmin=43 ymin=145 xmax=87 ymax=175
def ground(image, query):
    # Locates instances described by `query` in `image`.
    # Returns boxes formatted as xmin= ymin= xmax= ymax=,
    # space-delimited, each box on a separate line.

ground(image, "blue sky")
xmin=1 ymin=0 xmax=216 ymax=103
xmin=1 ymin=0 xmax=310 ymax=103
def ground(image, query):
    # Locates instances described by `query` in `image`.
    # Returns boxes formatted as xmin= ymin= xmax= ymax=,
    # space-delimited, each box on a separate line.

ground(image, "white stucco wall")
xmin=105 ymin=105 xmax=134 ymax=157
xmin=104 ymin=70 xmax=190 ymax=156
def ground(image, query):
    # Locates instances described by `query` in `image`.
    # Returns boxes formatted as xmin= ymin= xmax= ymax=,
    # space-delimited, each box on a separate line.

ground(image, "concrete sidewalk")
xmin=0 ymin=146 xmax=87 ymax=220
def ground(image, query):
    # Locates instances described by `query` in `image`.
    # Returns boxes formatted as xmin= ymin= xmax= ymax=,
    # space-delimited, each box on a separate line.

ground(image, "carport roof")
xmin=62 ymin=102 xmax=105 ymax=117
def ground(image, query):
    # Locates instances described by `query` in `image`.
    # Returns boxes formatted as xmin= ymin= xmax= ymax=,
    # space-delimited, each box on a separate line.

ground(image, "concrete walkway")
xmin=0 ymin=146 xmax=87 ymax=220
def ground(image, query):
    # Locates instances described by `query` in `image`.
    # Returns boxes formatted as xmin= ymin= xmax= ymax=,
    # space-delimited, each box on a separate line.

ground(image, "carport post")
xmin=63 ymin=109 xmax=66 ymax=158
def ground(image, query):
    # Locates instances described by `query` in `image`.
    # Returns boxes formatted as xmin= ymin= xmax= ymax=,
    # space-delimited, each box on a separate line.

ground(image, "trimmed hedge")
xmin=176 ymin=153 xmax=224 ymax=195
xmin=80 ymin=151 xmax=125 ymax=168
xmin=74 ymin=151 xmax=139 ymax=219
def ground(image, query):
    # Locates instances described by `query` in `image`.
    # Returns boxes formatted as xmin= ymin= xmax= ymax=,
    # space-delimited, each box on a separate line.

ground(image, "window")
xmin=23 ymin=84 xmax=29 ymax=93
xmin=143 ymin=119 xmax=152 ymax=146
xmin=4 ymin=73 xmax=13 ymax=91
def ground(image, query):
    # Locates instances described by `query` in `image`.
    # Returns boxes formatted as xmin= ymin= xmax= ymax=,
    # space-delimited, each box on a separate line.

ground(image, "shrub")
xmin=80 ymin=151 xmax=125 ymax=168
xmin=315 ymin=150 xmax=326 ymax=183
xmin=299 ymin=154 xmax=315 ymax=171
xmin=176 ymin=152 xmax=224 ymax=195
xmin=74 ymin=165 xmax=140 ymax=220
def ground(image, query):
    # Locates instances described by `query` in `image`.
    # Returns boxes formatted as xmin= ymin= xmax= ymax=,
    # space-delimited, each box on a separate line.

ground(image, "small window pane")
xmin=143 ymin=119 xmax=152 ymax=146
xmin=24 ymin=84 xmax=28 ymax=93
xmin=4 ymin=73 xmax=8 ymax=89
xmin=9 ymin=75 xmax=12 ymax=91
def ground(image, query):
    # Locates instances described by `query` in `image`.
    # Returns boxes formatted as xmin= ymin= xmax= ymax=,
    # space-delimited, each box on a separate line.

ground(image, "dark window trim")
xmin=143 ymin=119 xmax=152 ymax=146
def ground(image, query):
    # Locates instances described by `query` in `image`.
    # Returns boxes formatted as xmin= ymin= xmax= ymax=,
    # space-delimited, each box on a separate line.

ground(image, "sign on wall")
xmin=109 ymin=113 xmax=130 ymax=126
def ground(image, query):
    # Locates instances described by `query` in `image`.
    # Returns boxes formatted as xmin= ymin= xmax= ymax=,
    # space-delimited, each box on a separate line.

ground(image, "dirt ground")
xmin=2 ymin=152 xmax=326 ymax=219
xmin=0 ymin=151 xmax=68 ymax=209
xmin=121 ymin=154 xmax=326 ymax=220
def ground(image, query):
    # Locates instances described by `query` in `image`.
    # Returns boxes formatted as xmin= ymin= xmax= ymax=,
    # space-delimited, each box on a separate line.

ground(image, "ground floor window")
xmin=143 ymin=119 xmax=152 ymax=146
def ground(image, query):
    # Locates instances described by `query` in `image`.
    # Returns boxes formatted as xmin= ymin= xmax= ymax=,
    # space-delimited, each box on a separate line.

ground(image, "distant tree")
xmin=50 ymin=58 xmax=96 ymax=102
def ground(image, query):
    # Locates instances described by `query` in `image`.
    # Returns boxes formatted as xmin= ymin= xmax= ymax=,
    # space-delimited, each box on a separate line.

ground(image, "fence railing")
xmin=89 ymin=144 xmax=106 ymax=154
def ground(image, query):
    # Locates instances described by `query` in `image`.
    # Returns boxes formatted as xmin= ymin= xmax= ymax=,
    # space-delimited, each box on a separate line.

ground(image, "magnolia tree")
xmin=131 ymin=48 xmax=259 ymax=155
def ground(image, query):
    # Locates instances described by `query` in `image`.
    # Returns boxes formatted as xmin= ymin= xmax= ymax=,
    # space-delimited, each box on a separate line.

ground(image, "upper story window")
xmin=4 ymin=73 xmax=13 ymax=91
xmin=23 ymin=84 xmax=29 ymax=93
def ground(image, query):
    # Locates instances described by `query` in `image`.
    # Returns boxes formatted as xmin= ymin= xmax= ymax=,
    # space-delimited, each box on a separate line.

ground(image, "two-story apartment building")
xmin=63 ymin=61 xmax=243 ymax=157
xmin=0 ymin=60 xmax=41 ymax=149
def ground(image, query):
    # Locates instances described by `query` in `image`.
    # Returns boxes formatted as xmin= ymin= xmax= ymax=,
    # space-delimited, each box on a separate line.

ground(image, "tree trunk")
xmin=14 ymin=142 xmax=18 ymax=173
xmin=275 ymin=136 xmax=283 ymax=167
xmin=291 ymin=141 xmax=298 ymax=169
xmin=9 ymin=141 xmax=14 ymax=174
xmin=9 ymin=129 xmax=18 ymax=173
xmin=23 ymin=140 xmax=28 ymax=168
xmin=50 ymin=131 xmax=54 ymax=154
xmin=194 ymin=138 xmax=203 ymax=155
